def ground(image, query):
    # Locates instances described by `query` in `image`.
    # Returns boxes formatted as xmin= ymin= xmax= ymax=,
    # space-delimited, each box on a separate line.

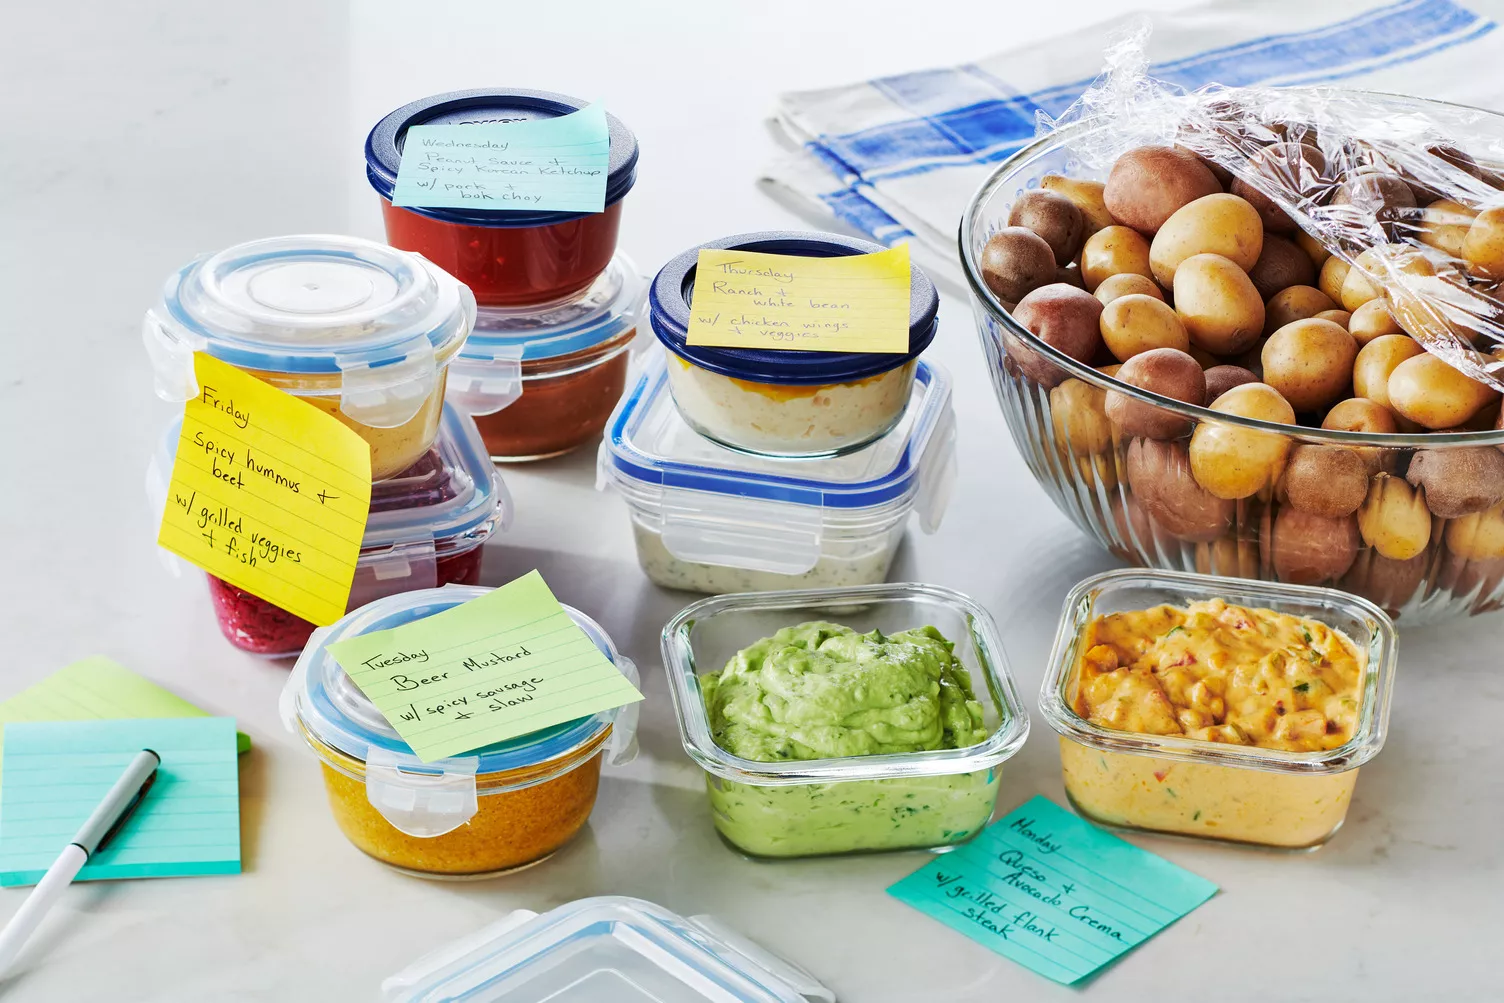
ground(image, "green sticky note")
xmin=0 ymin=718 xmax=242 ymax=886
xmin=889 ymin=796 xmax=1217 ymax=985
xmin=0 ymin=657 xmax=250 ymax=771
xmin=324 ymin=571 xmax=642 ymax=763
xmin=391 ymin=103 xmax=610 ymax=213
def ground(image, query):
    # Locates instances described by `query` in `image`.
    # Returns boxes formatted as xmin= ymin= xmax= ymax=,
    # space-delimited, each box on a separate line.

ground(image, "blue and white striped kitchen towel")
xmin=760 ymin=0 xmax=1504 ymax=292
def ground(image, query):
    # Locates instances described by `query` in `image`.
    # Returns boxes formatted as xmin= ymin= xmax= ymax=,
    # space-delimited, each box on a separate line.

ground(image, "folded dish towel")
xmin=761 ymin=0 xmax=1504 ymax=292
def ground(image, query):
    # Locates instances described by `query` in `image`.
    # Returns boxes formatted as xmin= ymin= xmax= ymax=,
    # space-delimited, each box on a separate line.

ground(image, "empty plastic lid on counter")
xmin=597 ymin=351 xmax=957 ymax=593
xmin=146 ymin=404 xmax=511 ymax=657
xmin=141 ymin=234 xmax=517 ymax=479
xmin=281 ymin=586 xmax=639 ymax=878
xmin=649 ymin=230 xmax=939 ymax=458
xmin=448 ymin=253 xmax=648 ymax=462
xmin=366 ymin=88 xmax=639 ymax=307
xmin=381 ymin=896 xmax=833 ymax=1002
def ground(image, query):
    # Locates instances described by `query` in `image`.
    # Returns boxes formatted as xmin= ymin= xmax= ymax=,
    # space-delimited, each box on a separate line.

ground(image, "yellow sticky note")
xmin=685 ymin=244 xmax=912 ymax=353
xmin=157 ymin=353 xmax=372 ymax=627
xmin=324 ymin=571 xmax=643 ymax=763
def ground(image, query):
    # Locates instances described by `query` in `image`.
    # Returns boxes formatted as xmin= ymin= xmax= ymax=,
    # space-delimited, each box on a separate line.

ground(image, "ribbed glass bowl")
xmin=960 ymin=95 xmax=1504 ymax=624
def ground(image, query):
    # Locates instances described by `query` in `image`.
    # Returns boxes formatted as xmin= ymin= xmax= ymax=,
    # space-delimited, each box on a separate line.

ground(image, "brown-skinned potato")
xmin=1009 ymin=190 xmax=1086 ymax=266
xmin=1406 ymin=448 xmax=1504 ymax=518
xmin=1279 ymin=444 xmax=1370 ymax=517
xmin=1248 ymin=236 xmax=1316 ymax=300
xmin=1266 ymin=506 xmax=1361 ymax=584
xmin=981 ymin=227 xmax=1057 ymax=303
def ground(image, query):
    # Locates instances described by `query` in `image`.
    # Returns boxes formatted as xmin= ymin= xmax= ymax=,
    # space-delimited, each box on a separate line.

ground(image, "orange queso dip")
xmin=1059 ymin=598 xmax=1366 ymax=848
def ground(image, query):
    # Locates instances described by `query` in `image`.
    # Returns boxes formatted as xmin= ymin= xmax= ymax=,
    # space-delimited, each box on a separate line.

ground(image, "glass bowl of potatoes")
xmin=962 ymin=90 xmax=1504 ymax=624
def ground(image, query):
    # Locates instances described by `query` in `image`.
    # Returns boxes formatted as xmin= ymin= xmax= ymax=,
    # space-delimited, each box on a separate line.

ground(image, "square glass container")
xmin=1039 ymin=568 xmax=1399 ymax=850
xmin=661 ymin=583 xmax=1029 ymax=858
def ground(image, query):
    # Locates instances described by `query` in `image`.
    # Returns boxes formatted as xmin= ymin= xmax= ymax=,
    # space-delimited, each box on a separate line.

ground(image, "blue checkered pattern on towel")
xmin=786 ymin=0 xmax=1497 ymax=246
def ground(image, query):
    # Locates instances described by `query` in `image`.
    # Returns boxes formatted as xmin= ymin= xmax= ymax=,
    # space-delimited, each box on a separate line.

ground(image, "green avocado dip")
xmin=700 ymin=622 xmax=1002 ymax=858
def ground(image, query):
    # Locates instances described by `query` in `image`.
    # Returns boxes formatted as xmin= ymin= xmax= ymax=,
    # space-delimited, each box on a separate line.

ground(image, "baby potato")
xmin=1417 ymin=199 xmax=1478 ymax=259
xmin=1248 ymin=236 xmax=1316 ymax=300
xmin=1315 ymin=309 xmax=1352 ymax=327
xmin=1203 ymin=364 xmax=1259 ymax=402
xmin=1280 ymin=444 xmax=1370 ymax=517
xmin=1462 ymin=206 xmax=1504 ymax=279
xmin=1296 ymin=230 xmax=1330 ymax=269
xmin=1126 ymin=437 xmax=1235 ymax=542
xmin=1323 ymin=397 xmax=1399 ymax=434
xmin=1010 ymin=190 xmax=1085 ymax=266
xmin=1264 ymin=285 xmax=1338 ymax=334
xmin=1445 ymin=503 xmax=1504 ymax=560
xmin=1100 ymin=294 xmax=1190 ymax=361
xmin=1080 ymin=225 xmax=1154 ymax=292
xmin=1008 ymin=283 xmax=1105 ymax=387
xmin=1339 ymin=247 xmax=1387 ymax=312
xmin=981 ymin=227 xmax=1057 ymax=303
xmin=1148 ymin=193 xmax=1263 ymax=286
xmin=1348 ymin=298 xmax=1403 ymax=345
xmin=1353 ymin=334 xmax=1425 ymax=410
xmin=1358 ymin=473 xmax=1432 ymax=560
xmin=1331 ymin=171 xmax=1418 ymax=220
xmin=1056 ymin=263 xmax=1085 ymax=289
xmin=1189 ymin=382 xmax=1297 ymax=499
xmin=1267 ymin=506 xmax=1361 ymax=584
xmin=1319 ymin=256 xmax=1351 ymax=305
xmin=1049 ymin=378 xmax=1114 ymax=455
xmin=1195 ymin=536 xmax=1261 ymax=578
xmin=1104 ymin=146 xmax=1223 ymax=234
xmin=1104 ymin=347 xmax=1206 ymax=439
xmin=1406 ymin=447 xmax=1504 ymax=518
xmin=1341 ymin=549 xmax=1428 ymax=612
xmin=1261 ymin=318 xmax=1358 ymax=412
xmin=1230 ymin=141 xmax=1328 ymax=233
xmin=1388 ymin=353 xmax=1499 ymax=429
xmin=1174 ymin=253 xmax=1266 ymax=355
xmin=1040 ymin=174 xmax=1115 ymax=235
xmin=1094 ymin=272 xmax=1165 ymax=306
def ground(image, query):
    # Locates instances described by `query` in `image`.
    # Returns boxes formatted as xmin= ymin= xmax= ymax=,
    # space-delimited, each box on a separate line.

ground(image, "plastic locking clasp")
xmin=364 ymin=748 xmax=479 ymax=837
xmin=446 ymin=343 xmax=525 ymax=417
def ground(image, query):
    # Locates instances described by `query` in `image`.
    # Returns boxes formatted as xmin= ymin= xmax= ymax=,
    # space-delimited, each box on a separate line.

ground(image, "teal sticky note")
xmin=889 ymin=796 xmax=1217 ymax=985
xmin=0 ymin=718 xmax=241 ymax=886
xmin=391 ymin=103 xmax=610 ymax=213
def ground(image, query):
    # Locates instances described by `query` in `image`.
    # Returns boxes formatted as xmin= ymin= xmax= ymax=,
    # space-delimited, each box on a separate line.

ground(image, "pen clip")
xmin=93 ymin=769 xmax=157 ymax=856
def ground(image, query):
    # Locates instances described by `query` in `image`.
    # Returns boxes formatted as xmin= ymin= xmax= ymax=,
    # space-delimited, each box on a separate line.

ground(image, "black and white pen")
xmin=0 ymin=748 xmax=160 ymax=975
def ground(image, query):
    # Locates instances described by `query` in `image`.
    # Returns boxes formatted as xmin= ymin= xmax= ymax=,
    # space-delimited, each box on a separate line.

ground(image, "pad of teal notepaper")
xmin=0 ymin=718 xmax=241 ymax=886
xmin=391 ymin=103 xmax=610 ymax=213
xmin=889 ymin=796 xmax=1217 ymax=985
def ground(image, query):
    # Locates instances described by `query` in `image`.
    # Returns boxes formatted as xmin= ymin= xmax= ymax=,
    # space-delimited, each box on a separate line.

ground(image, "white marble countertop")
xmin=1 ymin=1 xmax=1500 ymax=999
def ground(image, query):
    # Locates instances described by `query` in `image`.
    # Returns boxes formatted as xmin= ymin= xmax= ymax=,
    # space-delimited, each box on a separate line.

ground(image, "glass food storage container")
xmin=366 ymin=88 xmax=638 ymax=308
xmin=142 ymin=234 xmax=520 ymax=480
xmin=650 ymin=231 xmax=939 ymax=457
xmin=960 ymin=93 xmax=1504 ymax=625
xmin=382 ymin=896 xmax=833 ymax=1003
xmin=661 ymin=583 xmax=1029 ymax=858
xmin=147 ymin=404 xmax=511 ymax=657
xmin=281 ymin=586 xmax=639 ymax=878
xmin=1040 ymin=568 xmax=1398 ymax=850
xmin=598 ymin=351 xmax=957 ymax=593
xmin=447 ymin=253 xmax=647 ymax=461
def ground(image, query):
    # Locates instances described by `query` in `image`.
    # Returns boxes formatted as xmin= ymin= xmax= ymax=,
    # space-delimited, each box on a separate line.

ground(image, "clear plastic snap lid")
xmin=143 ymin=234 xmax=479 ymax=427
xmin=598 ymin=351 xmax=957 ymax=574
xmin=280 ymin=586 xmax=640 ymax=837
xmin=382 ymin=896 xmax=833 ymax=1002
xmin=448 ymin=254 xmax=647 ymax=417
xmin=147 ymin=404 xmax=511 ymax=598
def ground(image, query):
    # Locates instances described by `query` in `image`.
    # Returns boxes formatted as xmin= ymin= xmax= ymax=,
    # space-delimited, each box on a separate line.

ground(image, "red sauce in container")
xmin=366 ymin=89 xmax=638 ymax=309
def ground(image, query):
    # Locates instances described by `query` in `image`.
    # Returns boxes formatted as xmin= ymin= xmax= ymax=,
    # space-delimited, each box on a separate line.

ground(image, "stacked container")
xmin=599 ymin=231 xmax=955 ymax=592
xmin=366 ymin=89 xmax=647 ymax=463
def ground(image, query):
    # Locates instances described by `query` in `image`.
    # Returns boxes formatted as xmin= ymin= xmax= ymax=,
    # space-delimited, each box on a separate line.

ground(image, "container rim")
xmin=959 ymin=87 xmax=1504 ymax=449
xmin=659 ymin=582 xmax=1030 ymax=786
xmin=1037 ymin=568 xmax=1399 ymax=775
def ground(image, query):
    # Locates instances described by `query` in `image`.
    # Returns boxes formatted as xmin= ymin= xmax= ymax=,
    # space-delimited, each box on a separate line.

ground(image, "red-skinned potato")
xmin=1007 ymin=284 xmax=1105 ymax=388
xmin=1230 ymin=141 xmax=1328 ymax=233
xmin=1266 ymin=505 xmax=1361 ymax=584
xmin=1104 ymin=146 xmax=1222 ymax=234
xmin=1341 ymin=549 xmax=1428 ymax=612
xmin=1105 ymin=348 xmax=1206 ymax=439
xmin=1126 ymin=437 xmax=1235 ymax=542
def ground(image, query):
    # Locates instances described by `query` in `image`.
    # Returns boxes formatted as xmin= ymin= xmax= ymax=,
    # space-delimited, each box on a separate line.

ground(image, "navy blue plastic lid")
xmin=365 ymin=89 xmax=639 ymax=228
xmin=648 ymin=231 xmax=938 ymax=386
